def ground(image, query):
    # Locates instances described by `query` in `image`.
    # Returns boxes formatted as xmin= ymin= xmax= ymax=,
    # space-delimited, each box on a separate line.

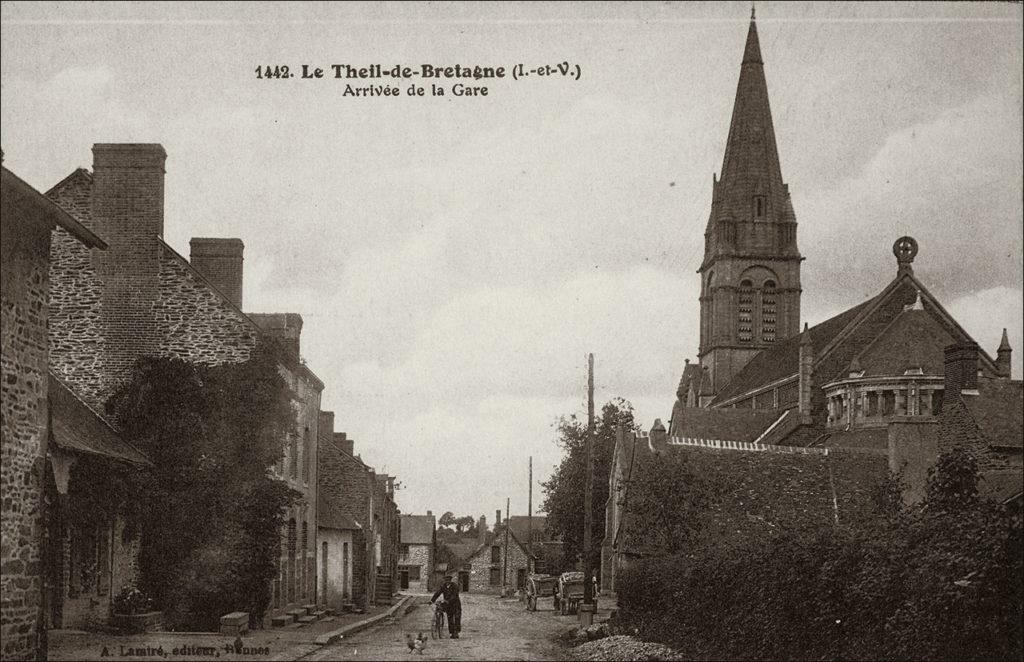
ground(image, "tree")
xmin=438 ymin=511 xmax=456 ymax=529
xmin=541 ymin=398 xmax=638 ymax=572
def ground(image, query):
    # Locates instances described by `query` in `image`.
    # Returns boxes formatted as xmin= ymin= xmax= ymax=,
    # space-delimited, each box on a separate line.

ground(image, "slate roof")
xmin=966 ymin=379 xmax=1024 ymax=449
xmin=49 ymin=374 xmax=151 ymax=466
xmin=506 ymin=516 xmax=555 ymax=543
xmin=854 ymin=308 xmax=955 ymax=378
xmin=814 ymin=428 xmax=889 ymax=453
xmin=2 ymin=166 xmax=107 ymax=248
xmin=980 ymin=471 xmax=1024 ymax=503
xmin=711 ymin=273 xmax=1000 ymax=407
xmin=669 ymin=405 xmax=782 ymax=443
xmin=319 ymin=510 xmax=362 ymax=531
xmin=400 ymin=514 xmax=436 ymax=545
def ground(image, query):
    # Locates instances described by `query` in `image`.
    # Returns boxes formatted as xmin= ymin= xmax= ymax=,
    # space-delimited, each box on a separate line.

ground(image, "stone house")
xmin=462 ymin=524 xmax=535 ymax=594
xmin=505 ymin=515 xmax=562 ymax=574
xmin=1 ymin=162 xmax=109 ymax=659
xmin=316 ymin=415 xmax=400 ymax=608
xmin=45 ymin=374 xmax=153 ymax=632
xmin=43 ymin=144 xmax=325 ymax=624
xmin=398 ymin=513 xmax=435 ymax=592
xmin=316 ymin=412 xmax=361 ymax=613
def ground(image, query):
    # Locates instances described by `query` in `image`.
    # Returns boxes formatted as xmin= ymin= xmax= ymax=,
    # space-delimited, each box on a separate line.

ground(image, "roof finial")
xmin=893 ymin=236 xmax=918 ymax=276
xmin=751 ymin=3 xmax=756 ymax=20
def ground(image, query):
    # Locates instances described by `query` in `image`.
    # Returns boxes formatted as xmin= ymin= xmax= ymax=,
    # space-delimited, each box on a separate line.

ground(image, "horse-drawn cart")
xmin=557 ymin=571 xmax=586 ymax=615
xmin=524 ymin=574 xmax=557 ymax=612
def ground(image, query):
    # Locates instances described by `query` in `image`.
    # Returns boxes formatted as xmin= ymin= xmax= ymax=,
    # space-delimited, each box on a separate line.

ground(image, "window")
xmin=302 ymin=427 xmax=311 ymax=482
xmin=738 ymin=279 xmax=754 ymax=343
xmin=754 ymin=195 xmax=766 ymax=218
xmin=408 ymin=566 xmax=421 ymax=581
xmin=489 ymin=567 xmax=501 ymax=586
xmin=491 ymin=545 xmax=500 ymax=563
xmin=400 ymin=544 xmax=410 ymax=558
xmin=289 ymin=433 xmax=298 ymax=479
xmin=761 ymin=280 xmax=777 ymax=343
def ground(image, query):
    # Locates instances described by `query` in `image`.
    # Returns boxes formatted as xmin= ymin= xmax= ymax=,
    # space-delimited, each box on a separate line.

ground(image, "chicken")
xmin=405 ymin=633 xmax=416 ymax=654
xmin=414 ymin=632 xmax=427 ymax=654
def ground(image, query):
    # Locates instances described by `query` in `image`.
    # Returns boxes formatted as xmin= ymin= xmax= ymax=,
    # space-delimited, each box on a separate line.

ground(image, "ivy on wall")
xmin=107 ymin=339 xmax=301 ymax=631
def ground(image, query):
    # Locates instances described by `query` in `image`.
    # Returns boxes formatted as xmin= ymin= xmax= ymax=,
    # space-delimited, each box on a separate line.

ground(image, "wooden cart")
xmin=524 ymin=574 xmax=557 ymax=612
xmin=557 ymin=571 xmax=586 ymax=615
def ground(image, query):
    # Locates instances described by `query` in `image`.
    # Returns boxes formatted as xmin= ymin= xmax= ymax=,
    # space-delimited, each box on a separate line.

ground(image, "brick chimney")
xmin=798 ymin=323 xmax=814 ymax=424
xmin=91 ymin=143 xmax=167 ymax=380
xmin=495 ymin=509 xmax=501 ymax=529
xmin=250 ymin=312 xmax=303 ymax=359
xmin=334 ymin=432 xmax=354 ymax=456
xmin=996 ymin=328 xmax=1012 ymax=379
xmin=318 ymin=410 xmax=335 ymax=447
xmin=649 ymin=419 xmax=667 ymax=451
xmin=189 ymin=237 xmax=244 ymax=308
xmin=944 ymin=342 xmax=980 ymax=398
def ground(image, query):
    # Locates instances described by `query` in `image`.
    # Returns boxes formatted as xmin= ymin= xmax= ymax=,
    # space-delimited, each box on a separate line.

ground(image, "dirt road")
xmin=304 ymin=593 xmax=574 ymax=661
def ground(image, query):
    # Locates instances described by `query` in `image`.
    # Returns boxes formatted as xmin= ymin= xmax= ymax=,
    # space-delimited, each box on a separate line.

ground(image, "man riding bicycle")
xmin=430 ymin=573 xmax=461 ymax=639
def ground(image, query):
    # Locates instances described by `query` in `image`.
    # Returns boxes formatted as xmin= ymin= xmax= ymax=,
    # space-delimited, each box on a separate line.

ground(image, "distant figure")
xmin=430 ymin=573 xmax=462 ymax=639
xmin=593 ymin=571 xmax=600 ymax=599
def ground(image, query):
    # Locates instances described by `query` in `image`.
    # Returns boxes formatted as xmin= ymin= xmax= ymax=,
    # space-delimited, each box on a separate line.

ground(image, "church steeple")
xmin=696 ymin=12 xmax=803 ymax=397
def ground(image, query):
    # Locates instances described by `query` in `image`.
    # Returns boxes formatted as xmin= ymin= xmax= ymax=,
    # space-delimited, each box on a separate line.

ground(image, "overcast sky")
xmin=2 ymin=1 xmax=1021 ymax=521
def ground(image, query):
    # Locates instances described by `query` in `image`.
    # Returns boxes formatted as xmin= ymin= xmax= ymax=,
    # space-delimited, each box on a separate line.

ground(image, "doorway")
xmin=400 ymin=569 xmax=409 ymax=590
xmin=516 ymin=568 xmax=527 ymax=590
xmin=458 ymin=571 xmax=470 ymax=592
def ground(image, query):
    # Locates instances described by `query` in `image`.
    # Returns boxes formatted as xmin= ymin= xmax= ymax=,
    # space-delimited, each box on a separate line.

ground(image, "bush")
xmin=112 ymin=584 xmax=155 ymax=615
xmin=616 ymin=449 xmax=1023 ymax=660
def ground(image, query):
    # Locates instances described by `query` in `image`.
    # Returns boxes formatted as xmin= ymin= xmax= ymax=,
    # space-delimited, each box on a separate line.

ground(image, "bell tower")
xmin=697 ymin=10 xmax=802 ymax=396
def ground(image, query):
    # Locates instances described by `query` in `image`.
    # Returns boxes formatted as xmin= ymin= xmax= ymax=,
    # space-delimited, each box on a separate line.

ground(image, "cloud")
xmin=799 ymin=92 xmax=1023 ymax=308
xmin=945 ymin=286 xmax=1024 ymax=377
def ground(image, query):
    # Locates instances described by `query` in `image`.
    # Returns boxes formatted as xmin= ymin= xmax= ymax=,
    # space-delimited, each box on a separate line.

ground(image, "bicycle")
xmin=431 ymin=600 xmax=446 ymax=639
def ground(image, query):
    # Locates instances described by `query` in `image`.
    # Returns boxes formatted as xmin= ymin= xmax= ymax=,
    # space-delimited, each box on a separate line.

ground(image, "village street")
xmin=303 ymin=594 xmax=573 ymax=661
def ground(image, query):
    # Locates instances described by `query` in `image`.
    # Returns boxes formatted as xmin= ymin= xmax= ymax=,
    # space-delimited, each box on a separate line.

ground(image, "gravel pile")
xmin=571 ymin=634 xmax=685 ymax=661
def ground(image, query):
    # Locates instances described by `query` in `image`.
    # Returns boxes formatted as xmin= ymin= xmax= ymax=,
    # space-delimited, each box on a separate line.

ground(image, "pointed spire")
xmin=742 ymin=11 xmax=763 ymax=65
xmin=712 ymin=10 xmax=788 ymax=234
xmin=800 ymin=322 xmax=811 ymax=346
xmin=998 ymin=327 xmax=1012 ymax=351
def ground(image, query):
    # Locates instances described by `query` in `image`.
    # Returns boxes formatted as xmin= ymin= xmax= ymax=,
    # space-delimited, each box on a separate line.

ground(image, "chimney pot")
xmin=189 ymin=237 xmax=244 ymax=308
xmin=944 ymin=342 xmax=980 ymax=399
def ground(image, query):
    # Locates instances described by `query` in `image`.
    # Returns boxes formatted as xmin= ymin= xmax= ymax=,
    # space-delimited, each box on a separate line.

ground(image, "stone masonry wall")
xmin=398 ymin=544 xmax=432 ymax=592
xmin=1 ymin=211 xmax=52 ymax=660
xmin=156 ymin=245 xmax=258 ymax=365
xmin=466 ymin=536 xmax=530 ymax=594
xmin=47 ymin=172 xmax=108 ymax=410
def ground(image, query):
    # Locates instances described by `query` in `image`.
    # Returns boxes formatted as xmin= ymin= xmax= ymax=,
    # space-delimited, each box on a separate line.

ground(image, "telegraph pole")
xmin=502 ymin=497 xmax=510 ymax=591
xmin=581 ymin=353 xmax=596 ymax=625
xmin=527 ymin=456 xmax=533 ymax=572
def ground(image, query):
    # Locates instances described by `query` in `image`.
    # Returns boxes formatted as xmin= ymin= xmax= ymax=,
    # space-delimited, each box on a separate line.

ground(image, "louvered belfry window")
xmin=738 ymin=279 xmax=754 ymax=343
xmin=761 ymin=280 xmax=777 ymax=343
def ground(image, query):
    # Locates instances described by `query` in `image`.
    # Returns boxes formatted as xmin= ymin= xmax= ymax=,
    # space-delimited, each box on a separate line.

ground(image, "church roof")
xmin=669 ymin=404 xmax=781 ymax=443
xmin=710 ymin=268 xmax=1001 ymax=407
xmin=964 ymin=378 xmax=1024 ymax=450
xmin=712 ymin=298 xmax=871 ymax=404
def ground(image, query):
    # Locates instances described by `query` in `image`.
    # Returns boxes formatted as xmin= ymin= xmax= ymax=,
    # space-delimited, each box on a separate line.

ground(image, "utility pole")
xmin=502 ymin=497 xmax=510 ymax=592
xmin=581 ymin=353 xmax=596 ymax=625
xmin=527 ymin=456 xmax=533 ymax=573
